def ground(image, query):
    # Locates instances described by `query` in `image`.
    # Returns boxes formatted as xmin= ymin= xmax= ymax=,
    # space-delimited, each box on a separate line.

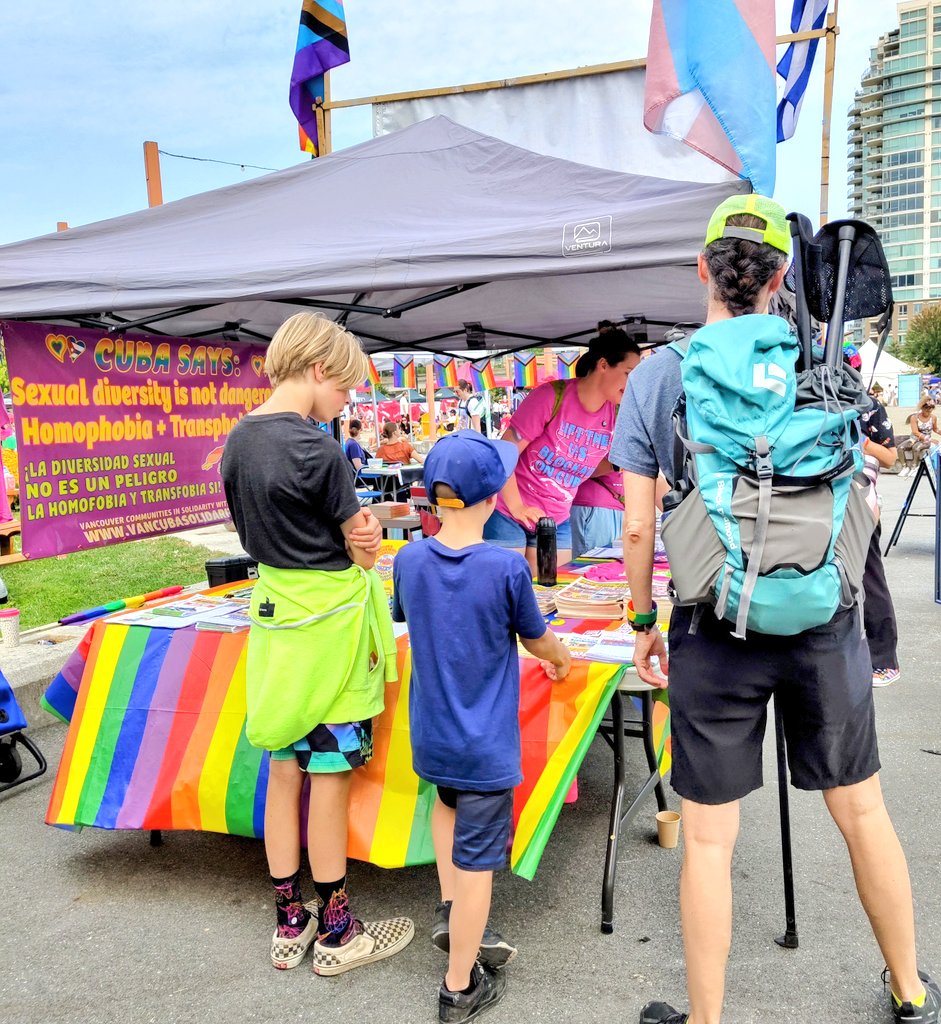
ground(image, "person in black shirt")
xmin=860 ymin=396 xmax=901 ymax=687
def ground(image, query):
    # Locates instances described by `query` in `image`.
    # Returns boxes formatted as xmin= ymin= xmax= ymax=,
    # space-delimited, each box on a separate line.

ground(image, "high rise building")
xmin=847 ymin=1 xmax=941 ymax=345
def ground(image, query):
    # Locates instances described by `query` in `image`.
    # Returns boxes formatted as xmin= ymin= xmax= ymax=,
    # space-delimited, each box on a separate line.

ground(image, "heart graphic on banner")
xmin=46 ymin=334 xmax=69 ymax=363
xmin=251 ymin=355 xmax=265 ymax=377
xmin=67 ymin=336 xmax=86 ymax=362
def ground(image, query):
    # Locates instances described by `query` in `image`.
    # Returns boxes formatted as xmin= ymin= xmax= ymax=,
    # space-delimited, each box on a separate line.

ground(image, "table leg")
xmin=601 ymin=691 xmax=626 ymax=934
xmin=149 ymin=830 xmax=163 ymax=847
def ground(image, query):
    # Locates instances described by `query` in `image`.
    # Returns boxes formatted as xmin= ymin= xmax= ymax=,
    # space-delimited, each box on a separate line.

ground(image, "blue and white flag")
xmin=776 ymin=0 xmax=829 ymax=142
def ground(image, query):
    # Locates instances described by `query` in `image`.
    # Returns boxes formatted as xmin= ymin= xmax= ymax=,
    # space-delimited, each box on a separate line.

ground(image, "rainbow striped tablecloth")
xmin=42 ymin=612 xmax=660 ymax=879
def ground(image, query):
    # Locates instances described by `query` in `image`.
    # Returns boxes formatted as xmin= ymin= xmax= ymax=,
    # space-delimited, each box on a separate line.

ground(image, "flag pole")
xmin=322 ymin=71 xmax=334 ymax=156
xmin=818 ymin=0 xmax=840 ymax=227
xmin=371 ymin=382 xmax=380 ymax=451
xmin=425 ymin=361 xmax=437 ymax=440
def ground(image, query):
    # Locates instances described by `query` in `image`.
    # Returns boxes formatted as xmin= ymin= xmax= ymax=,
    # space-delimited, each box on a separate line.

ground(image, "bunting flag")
xmin=364 ymin=356 xmax=381 ymax=389
xmin=392 ymin=355 xmax=417 ymax=390
xmin=41 ymin=612 xmax=638 ymax=878
xmin=776 ymin=0 xmax=829 ymax=142
xmin=513 ymin=353 xmax=538 ymax=389
xmin=557 ymin=351 xmax=581 ymax=380
xmin=644 ymin=0 xmax=777 ymax=194
xmin=468 ymin=360 xmax=496 ymax=392
xmin=289 ymin=1 xmax=350 ymax=156
xmin=433 ymin=355 xmax=459 ymax=389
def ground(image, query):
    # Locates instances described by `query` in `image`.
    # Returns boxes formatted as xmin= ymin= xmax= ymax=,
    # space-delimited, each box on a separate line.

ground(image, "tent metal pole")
xmin=107 ymin=304 xmax=216 ymax=333
xmin=384 ymin=282 xmax=487 ymax=317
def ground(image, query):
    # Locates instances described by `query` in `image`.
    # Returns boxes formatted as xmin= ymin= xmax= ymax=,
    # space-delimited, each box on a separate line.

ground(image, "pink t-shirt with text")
xmin=571 ymin=471 xmax=624 ymax=512
xmin=497 ymin=380 xmax=616 ymax=525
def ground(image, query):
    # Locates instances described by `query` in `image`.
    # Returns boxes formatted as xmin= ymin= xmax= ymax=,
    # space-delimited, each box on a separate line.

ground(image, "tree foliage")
xmin=902 ymin=304 xmax=941 ymax=374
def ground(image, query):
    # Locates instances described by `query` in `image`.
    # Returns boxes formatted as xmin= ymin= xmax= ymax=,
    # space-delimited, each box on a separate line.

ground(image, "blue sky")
xmin=0 ymin=1 xmax=901 ymax=246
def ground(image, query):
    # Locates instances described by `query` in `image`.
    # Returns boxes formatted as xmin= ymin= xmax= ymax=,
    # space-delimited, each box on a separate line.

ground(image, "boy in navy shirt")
xmin=393 ymin=431 xmax=570 ymax=1022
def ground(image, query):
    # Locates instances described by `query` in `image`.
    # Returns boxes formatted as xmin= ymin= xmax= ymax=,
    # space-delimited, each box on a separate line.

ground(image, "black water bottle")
xmin=536 ymin=517 xmax=558 ymax=586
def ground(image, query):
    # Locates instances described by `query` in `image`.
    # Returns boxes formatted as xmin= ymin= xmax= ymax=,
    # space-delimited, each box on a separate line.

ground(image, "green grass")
xmin=1 ymin=537 xmax=228 ymax=630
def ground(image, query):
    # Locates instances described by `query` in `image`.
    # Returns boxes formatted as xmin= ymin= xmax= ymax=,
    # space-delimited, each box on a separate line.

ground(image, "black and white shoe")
xmin=439 ymin=962 xmax=507 ymax=1023
xmin=432 ymin=900 xmax=517 ymax=969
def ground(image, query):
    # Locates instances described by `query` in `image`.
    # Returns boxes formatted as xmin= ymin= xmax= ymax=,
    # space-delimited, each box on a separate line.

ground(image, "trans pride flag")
xmin=290 ymin=1 xmax=350 ymax=155
xmin=644 ymin=0 xmax=777 ymax=195
xmin=392 ymin=355 xmax=417 ymax=390
xmin=433 ymin=355 xmax=459 ymax=389
xmin=513 ymin=353 xmax=538 ymax=389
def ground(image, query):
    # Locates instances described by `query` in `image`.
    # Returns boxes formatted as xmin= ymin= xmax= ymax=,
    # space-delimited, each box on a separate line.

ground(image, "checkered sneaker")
xmin=312 ymin=916 xmax=415 ymax=976
xmin=270 ymin=901 xmax=318 ymax=970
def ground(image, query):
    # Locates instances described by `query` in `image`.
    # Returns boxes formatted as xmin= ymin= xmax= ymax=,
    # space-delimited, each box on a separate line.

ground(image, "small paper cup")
xmin=0 ymin=608 xmax=21 ymax=648
xmin=656 ymin=809 xmax=681 ymax=849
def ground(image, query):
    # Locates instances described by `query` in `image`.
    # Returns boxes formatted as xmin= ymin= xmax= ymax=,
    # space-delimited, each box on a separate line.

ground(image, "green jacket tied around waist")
xmin=245 ymin=563 xmax=397 ymax=750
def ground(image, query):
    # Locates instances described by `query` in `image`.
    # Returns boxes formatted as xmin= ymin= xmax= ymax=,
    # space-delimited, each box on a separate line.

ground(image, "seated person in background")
xmin=898 ymin=394 xmax=940 ymax=477
xmin=344 ymin=419 xmax=371 ymax=472
xmin=376 ymin=421 xmax=424 ymax=465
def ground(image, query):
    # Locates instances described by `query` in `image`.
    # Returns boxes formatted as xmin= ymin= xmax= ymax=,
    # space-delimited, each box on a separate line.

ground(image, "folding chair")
xmin=0 ymin=669 xmax=47 ymax=794
xmin=354 ymin=468 xmax=383 ymax=506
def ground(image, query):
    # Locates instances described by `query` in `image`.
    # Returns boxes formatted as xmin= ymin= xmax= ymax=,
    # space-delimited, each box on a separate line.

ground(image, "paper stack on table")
xmin=532 ymin=585 xmax=557 ymax=616
xmin=554 ymin=577 xmax=630 ymax=619
xmin=116 ymin=595 xmax=249 ymax=630
xmin=371 ymin=501 xmax=411 ymax=517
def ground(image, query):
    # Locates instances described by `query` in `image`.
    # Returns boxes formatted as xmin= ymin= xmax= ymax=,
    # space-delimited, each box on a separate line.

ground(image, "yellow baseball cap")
xmin=704 ymin=194 xmax=790 ymax=254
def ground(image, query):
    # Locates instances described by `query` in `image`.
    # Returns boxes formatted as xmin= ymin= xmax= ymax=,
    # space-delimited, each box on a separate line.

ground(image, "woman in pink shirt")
xmin=483 ymin=330 xmax=640 ymax=571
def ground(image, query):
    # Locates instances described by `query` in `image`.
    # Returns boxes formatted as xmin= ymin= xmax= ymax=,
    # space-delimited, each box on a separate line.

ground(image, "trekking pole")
xmin=773 ymin=698 xmax=799 ymax=949
xmin=825 ymin=224 xmax=858 ymax=371
xmin=786 ymin=213 xmax=815 ymax=370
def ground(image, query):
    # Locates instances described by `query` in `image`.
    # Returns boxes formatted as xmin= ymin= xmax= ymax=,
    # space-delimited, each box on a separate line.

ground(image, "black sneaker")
xmin=432 ymin=900 xmax=518 ymax=969
xmin=888 ymin=969 xmax=941 ymax=1023
xmin=439 ymin=962 xmax=507 ymax=1023
xmin=639 ymin=1001 xmax=688 ymax=1024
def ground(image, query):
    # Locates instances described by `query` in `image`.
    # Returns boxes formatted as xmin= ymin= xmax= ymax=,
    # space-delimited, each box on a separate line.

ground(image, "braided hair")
xmin=702 ymin=213 xmax=787 ymax=317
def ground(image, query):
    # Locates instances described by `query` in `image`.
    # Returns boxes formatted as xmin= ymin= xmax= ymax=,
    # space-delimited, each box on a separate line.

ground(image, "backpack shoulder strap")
xmin=549 ymin=379 xmax=567 ymax=423
xmin=667 ymin=336 xmax=692 ymax=358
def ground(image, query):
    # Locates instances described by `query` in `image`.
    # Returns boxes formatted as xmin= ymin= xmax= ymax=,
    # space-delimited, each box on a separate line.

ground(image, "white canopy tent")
xmin=0 ymin=117 xmax=746 ymax=355
xmin=858 ymin=340 xmax=917 ymax=393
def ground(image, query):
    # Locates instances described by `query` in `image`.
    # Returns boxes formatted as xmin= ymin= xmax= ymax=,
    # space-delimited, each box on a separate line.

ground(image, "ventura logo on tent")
xmin=753 ymin=362 xmax=788 ymax=397
xmin=562 ymin=216 xmax=612 ymax=257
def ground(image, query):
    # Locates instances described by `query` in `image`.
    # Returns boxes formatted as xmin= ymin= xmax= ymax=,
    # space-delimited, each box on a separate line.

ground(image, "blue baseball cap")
xmin=424 ymin=430 xmax=519 ymax=509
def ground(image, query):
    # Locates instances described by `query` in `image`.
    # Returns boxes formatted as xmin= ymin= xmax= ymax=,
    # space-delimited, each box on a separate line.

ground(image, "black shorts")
xmin=437 ymin=786 xmax=514 ymax=872
xmin=668 ymin=604 xmax=880 ymax=805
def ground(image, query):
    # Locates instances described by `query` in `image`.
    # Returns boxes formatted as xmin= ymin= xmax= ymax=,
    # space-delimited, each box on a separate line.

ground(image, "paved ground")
xmin=2 ymin=471 xmax=939 ymax=1024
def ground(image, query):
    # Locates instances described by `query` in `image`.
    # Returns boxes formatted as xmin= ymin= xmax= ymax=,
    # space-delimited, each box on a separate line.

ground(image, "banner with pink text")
xmin=1 ymin=322 xmax=271 ymax=559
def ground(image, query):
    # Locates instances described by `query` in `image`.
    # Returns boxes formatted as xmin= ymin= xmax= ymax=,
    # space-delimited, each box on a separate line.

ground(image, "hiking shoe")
xmin=311 ymin=916 xmax=414 ymax=976
xmin=439 ymin=962 xmax=507 ymax=1023
xmin=873 ymin=667 xmax=902 ymax=688
xmin=432 ymin=900 xmax=518 ymax=969
xmin=639 ymin=1002 xmax=688 ymax=1024
xmin=270 ymin=900 xmax=318 ymax=970
xmin=888 ymin=969 xmax=941 ymax=1023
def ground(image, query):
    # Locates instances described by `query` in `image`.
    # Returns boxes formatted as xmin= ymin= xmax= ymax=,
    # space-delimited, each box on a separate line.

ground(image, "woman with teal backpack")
xmin=611 ymin=195 xmax=938 ymax=1024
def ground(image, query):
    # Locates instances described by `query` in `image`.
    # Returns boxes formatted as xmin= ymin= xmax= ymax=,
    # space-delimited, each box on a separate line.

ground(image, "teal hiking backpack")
xmin=660 ymin=314 xmax=875 ymax=637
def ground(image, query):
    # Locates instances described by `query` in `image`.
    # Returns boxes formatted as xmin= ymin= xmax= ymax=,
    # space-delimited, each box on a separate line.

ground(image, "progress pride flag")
xmin=1 ymin=322 xmax=271 ymax=559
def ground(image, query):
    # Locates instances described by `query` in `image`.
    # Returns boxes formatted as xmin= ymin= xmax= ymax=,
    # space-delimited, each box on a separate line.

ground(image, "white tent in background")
xmin=858 ymin=340 xmax=917 ymax=393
